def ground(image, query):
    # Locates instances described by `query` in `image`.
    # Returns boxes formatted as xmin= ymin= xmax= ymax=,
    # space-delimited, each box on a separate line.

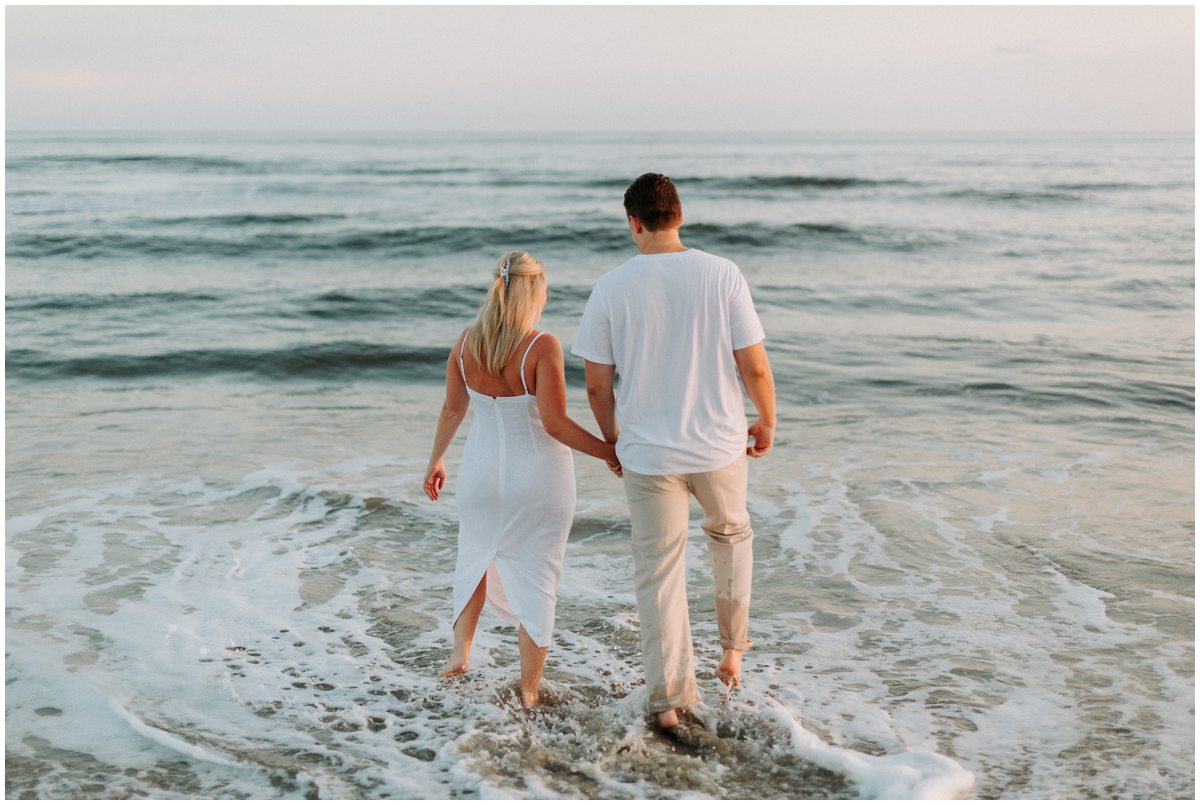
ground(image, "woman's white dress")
xmin=452 ymin=333 xmax=576 ymax=648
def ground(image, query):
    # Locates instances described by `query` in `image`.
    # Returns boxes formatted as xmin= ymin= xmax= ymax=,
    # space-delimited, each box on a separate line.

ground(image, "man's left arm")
xmin=733 ymin=342 xmax=775 ymax=458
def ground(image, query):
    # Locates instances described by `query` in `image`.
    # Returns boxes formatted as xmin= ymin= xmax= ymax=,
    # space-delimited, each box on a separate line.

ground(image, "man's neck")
xmin=636 ymin=229 xmax=689 ymax=255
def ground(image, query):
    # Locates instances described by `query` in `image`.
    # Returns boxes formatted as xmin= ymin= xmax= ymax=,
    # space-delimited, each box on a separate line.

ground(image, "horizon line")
xmin=6 ymin=128 xmax=1195 ymax=135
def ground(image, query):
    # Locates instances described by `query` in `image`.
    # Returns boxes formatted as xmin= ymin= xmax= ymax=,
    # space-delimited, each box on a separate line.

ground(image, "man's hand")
xmin=734 ymin=342 xmax=776 ymax=459
xmin=747 ymin=419 xmax=774 ymax=458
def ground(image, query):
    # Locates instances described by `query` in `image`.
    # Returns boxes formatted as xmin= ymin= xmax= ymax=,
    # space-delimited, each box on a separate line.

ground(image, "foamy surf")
xmin=711 ymin=695 xmax=975 ymax=799
xmin=110 ymin=702 xmax=243 ymax=767
xmin=5 ymin=464 xmax=977 ymax=799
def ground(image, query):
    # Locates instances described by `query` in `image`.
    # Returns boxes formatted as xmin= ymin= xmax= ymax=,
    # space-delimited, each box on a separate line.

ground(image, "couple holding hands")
xmin=424 ymin=173 xmax=775 ymax=731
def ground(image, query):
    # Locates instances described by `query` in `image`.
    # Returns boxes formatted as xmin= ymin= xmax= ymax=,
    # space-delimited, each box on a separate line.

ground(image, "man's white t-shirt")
xmin=571 ymin=248 xmax=766 ymax=476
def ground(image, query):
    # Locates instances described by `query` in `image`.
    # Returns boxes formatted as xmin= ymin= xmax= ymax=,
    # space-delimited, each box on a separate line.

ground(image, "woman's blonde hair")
xmin=467 ymin=251 xmax=547 ymax=377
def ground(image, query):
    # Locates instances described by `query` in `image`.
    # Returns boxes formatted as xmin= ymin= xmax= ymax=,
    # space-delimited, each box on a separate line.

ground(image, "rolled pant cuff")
xmin=720 ymin=638 xmax=753 ymax=651
xmin=648 ymin=689 xmax=702 ymax=714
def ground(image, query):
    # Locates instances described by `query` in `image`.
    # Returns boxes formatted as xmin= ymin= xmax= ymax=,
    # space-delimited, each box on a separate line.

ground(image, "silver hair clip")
xmin=498 ymin=257 xmax=511 ymax=289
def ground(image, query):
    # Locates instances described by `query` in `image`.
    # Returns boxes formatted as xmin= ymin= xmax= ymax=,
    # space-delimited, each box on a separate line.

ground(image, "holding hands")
xmin=601 ymin=440 xmax=623 ymax=478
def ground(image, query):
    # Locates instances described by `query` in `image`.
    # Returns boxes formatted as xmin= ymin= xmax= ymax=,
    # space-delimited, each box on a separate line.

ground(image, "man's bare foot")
xmin=716 ymin=648 xmax=743 ymax=688
xmin=656 ymin=708 xmax=680 ymax=729
xmin=440 ymin=650 xmax=469 ymax=679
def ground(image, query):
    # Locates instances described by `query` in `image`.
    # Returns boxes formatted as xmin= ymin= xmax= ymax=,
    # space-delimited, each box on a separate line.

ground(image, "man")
xmin=571 ymin=173 xmax=776 ymax=730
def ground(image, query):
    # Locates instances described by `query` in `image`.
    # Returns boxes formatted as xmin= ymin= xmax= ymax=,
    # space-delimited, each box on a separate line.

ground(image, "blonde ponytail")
xmin=467 ymin=251 xmax=547 ymax=377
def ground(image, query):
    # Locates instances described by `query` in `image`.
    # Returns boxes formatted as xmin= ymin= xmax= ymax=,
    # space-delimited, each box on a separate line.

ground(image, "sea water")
xmin=5 ymin=132 xmax=1193 ymax=798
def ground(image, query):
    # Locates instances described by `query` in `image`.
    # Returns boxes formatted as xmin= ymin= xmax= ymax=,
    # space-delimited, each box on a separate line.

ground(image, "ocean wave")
xmin=752 ymin=286 xmax=987 ymax=317
xmin=6 ymin=291 xmax=223 ymax=313
xmin=339 ymin=166 xmax=476 ymax=176
xmin=6 ymin=154 xmax=250 ymax=172
xmin=302 ymin=288 xmax=483 ymax=320
xmin=705 ymin=175 xmax=911 ymax=190
xmin=762 ymin=333 xmax=1194 ymax=417
xmin=6 ymin=343 xmax=450 ymax=382
xmin=0 ymin=155 xmax=920 ymax=193
xmin=942 ymin=189 xmax=1083 ymax=204
xmin=149 ymin=213 xmax=349 ymax=227
xmin=302 ymin=286 xmax=594 ymax=320
xmin=7 ymin=342 xmax=591 ymax=385
xmin=4 ymin=227 xmax=627 ymax=260
xmin=6 ymin=155 xmax=509 ymax=179
xmin=1101 ymin=278 xmax=1196 ymax=311
xmin=1045 ymin=182 xmax=1150 ymax=191
xmin=836 ymin=376 xmax=1195 ymax=414
xmin=684 ymin=222 xmax=939 ymax=252
xmin=588 ymin=175 xmax=909 ymax=190
xmin=5 ymin=285 xmax=598 ymax=321
xmin=7 ymin=221 xmax=928 ymax=260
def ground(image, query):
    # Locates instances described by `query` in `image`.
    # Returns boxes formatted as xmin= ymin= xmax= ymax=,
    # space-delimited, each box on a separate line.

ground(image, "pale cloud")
xmin=8 ymin=66 xmax=104 ymax=93
xmin=996 ymin=39 xmax=1051 ymax=56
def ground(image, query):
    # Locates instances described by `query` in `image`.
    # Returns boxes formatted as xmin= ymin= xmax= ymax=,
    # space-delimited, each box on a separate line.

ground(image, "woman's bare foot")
xmin=716 ymin=648 xmax=743 ymax=688
xmin=656 ymin=708 xmax=680 ymax=729
xmin=517 ymin=626 xmax=547 ymax=710
xmin=521 ymin=686 xmax=540 ymax=709
xmin=442 ymin=577 xmax=485 ymax=679
xmin=440 ymin=649 xmax=469 ymax=679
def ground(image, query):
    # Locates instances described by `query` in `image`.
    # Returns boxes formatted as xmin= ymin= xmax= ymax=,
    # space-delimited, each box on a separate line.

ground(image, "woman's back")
xmin=458 ymin=328 xmax=543 ymax=399
xmin=458 ymin=330 xmax=564 ymax=464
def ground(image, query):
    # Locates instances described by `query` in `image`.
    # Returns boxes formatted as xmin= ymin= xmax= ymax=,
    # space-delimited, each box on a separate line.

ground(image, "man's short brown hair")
xmin=623 ymin=173 xmax=683 ymax=231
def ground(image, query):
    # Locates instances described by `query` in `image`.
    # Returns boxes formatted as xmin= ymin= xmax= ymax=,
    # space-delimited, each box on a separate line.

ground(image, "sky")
xmin=5 ymin=5 xmax=1195 ymax=131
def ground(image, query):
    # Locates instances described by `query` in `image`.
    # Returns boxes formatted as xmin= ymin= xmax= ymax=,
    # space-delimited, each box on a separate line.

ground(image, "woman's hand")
xmin=601 ymin=442 xmax=623 ymax=478
xmin=424 ymin=460 xmax=447 ymax=501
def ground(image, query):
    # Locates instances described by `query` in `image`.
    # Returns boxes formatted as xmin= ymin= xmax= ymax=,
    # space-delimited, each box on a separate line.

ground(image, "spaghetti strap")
xmin=458 ymin=338 xmax=470 ymax=390
xmin=520 ymin=332 xmax=545 ymax=395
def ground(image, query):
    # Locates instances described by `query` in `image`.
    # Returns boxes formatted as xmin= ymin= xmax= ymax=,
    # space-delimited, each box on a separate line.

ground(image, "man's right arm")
xmin=584 ymin=361 xmax=620 ymax=444
xmin=733 ymin=342 xmax=775 ymax=458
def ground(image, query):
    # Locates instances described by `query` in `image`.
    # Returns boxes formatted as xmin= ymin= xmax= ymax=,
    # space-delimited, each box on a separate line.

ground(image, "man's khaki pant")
xmin=623 ymin=455 xmax=754 ymax=713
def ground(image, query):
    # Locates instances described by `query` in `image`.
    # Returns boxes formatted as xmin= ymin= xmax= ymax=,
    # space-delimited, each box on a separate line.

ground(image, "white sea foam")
xmin=110 ymin=702 xmax=243 ymax=767
xmin=6 ymin=433 xmax=1193 ymax=798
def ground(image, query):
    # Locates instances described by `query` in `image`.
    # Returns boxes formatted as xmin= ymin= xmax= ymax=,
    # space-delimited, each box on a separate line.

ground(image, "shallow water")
xmin=6 ymin=132 xmax=1194 ymax=798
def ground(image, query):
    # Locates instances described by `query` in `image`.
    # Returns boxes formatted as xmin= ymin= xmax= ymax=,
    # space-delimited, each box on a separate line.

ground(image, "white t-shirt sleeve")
xmin=571 ymin=285 xmax=615 ymax=364
xmin=728 ymin=269 xmax=766 ymax=350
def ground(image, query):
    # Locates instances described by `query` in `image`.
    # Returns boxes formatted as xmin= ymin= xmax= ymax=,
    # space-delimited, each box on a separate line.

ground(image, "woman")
xmin=423 ymin=251 xmax=620 ymax=708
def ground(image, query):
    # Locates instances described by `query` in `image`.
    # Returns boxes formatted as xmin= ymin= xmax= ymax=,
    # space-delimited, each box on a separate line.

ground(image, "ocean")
xmin=5 ymin=131 xmax=1194 ymax=798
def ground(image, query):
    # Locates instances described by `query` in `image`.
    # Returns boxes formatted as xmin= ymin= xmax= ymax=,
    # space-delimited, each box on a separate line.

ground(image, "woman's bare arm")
xmin=534 ymin=337 xmax=620 ymax=471
xmin=424 ymin=332 xmax=472 ymax=500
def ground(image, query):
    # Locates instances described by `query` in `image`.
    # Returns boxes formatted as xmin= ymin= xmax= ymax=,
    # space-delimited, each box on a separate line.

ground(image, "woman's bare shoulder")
xmin=532 ymin=331 xmax=562 ymax=356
